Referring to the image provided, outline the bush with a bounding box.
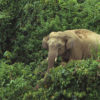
[29,59,100,100]
[0,60,33,100]
[0,59,100,100]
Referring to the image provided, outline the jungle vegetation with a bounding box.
[0,0,100,100]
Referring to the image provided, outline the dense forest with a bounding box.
[0,0,100,100]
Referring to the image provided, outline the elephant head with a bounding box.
[42,31,83,71]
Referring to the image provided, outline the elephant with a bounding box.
[42,29,100,71]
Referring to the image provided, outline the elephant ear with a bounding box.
[42,36,49,49]
[66,38,82,59]
[66,38,74,50]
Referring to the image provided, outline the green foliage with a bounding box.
[31,59,100,100]
[0,59,100,100]
[0,60,35,100]
[0,0,100,100]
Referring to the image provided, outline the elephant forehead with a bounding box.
[48,38,64,46]
[48,38,57,45]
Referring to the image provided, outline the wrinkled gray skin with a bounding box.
[42,29,100,72]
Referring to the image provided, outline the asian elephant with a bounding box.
[42,29,100,71]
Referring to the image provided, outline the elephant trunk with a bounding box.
[48,47,58,71]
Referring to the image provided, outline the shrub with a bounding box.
[32,59,100,100]
[0,60,33,100]
[0,57,100,100]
